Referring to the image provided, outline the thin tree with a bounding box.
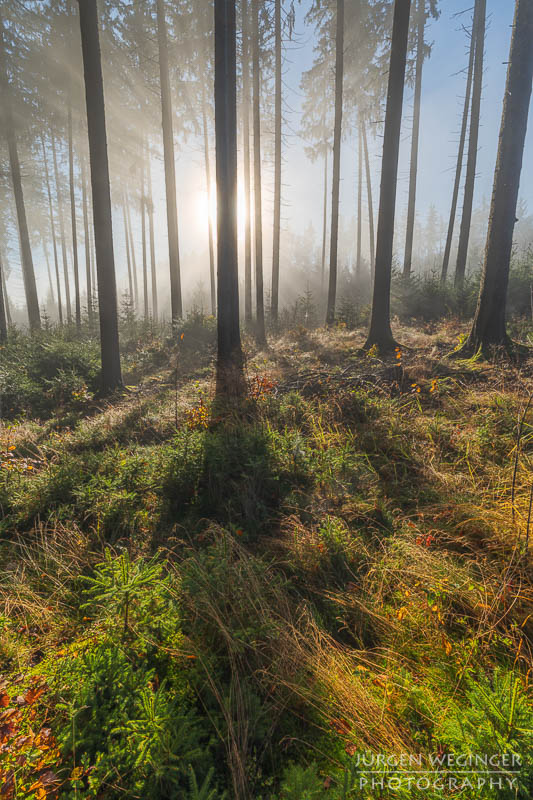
[80,153,93,324]
[458,0,533,355]
[242,0,253,324]
[125,193,139,308]
[140,141,149,320]
[156,0,182,323]
[441,3,477,283]
[455,0,486,287]
[201,81,216,316]
[321,132,329,289]
[215,0,246,398]
[146,151,158,320]
[356,118,363,278]
[271,0,282,322]
[78,0,122,392]
[51,129,72,321]
[0,12,40,331]
[0,251,7,342]
[252,0,266,344]
[41,131,63,323]
[68,104,81,327]
[364,0,412,352]
[403,0,426,278]
[122,192,134,303]
[361,116,375,279]
[1,256,11,327]
[326,0,345,326]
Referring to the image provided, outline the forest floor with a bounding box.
[0,319,533,799]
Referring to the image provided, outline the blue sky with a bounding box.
[282,0,531,242]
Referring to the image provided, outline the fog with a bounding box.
[1,0,532,325]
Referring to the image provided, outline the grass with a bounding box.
[0,317,532,798]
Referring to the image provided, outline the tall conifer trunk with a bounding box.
[156,0,182,323]
[455,0,486,287]
[252,0,266,343]
[403,0,425,278]
[326,0,344,326]
[78,0,122,392]
[0,12,40,331]
[365,0,411,351]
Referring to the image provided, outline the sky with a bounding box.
[283,0,531,239]
[4,0,532,313]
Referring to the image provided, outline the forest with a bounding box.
[0,0,533,797]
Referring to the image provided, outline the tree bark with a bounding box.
[80,153,93,325]
[125,193,139,309]
[156,0,182,323]
[326,0,344,326]
[51,130,72,322]
[271,0,282,322]
[361,117,375,281]
[201,81,216,316]
[441,2,477,283]
[356,117,363,279]
[461,0,533,354]
[122,192,134,304]
[0,12,40,331]
[321,139,328,291]
[455,0,486,287]
[140,140,149,320]
[68,104,81,327]
[364,0,411,351]
[252,0,266,344]
[242,0,253,324]
[42,131,63,324]
[0,251,8,341]
[215,0,246,399]
[146,150,158,321]
[42,235,55,305]
[403,0,425,278]
[0,257,11,327]
[78,0,122,392]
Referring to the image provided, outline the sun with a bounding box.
[195,182,247,243]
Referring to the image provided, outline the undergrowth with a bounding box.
[0,321,532,798]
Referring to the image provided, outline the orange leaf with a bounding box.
[0,693,9,708]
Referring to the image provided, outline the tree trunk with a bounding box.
[201,81,216,316]
[361,117,375,280]
[156,0,182,323]
[321,140,328,291]
[146,150,158,321]
[68,104,81,327]
[125,193,139,309]
[42,131,63,324]
[364,0,411,352]
[78,0,122,392]
[140,140,149,320]
[122,192,134,304]
[441,2,477,283]
[403,0,425,278]
[81,153,93,324]
[356,117,363,279]
[242,0,253,324]
[455,0,486,287]
[0,257,11,327]
[0,251,7,342]
[271,0,282,322]
[326,0,344,326]
[42,235,55,305]
[0,13,40,331]
[215,0,246,399]
[51,130,72,322]
[252,0,266,344]
[462,0,533,354]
